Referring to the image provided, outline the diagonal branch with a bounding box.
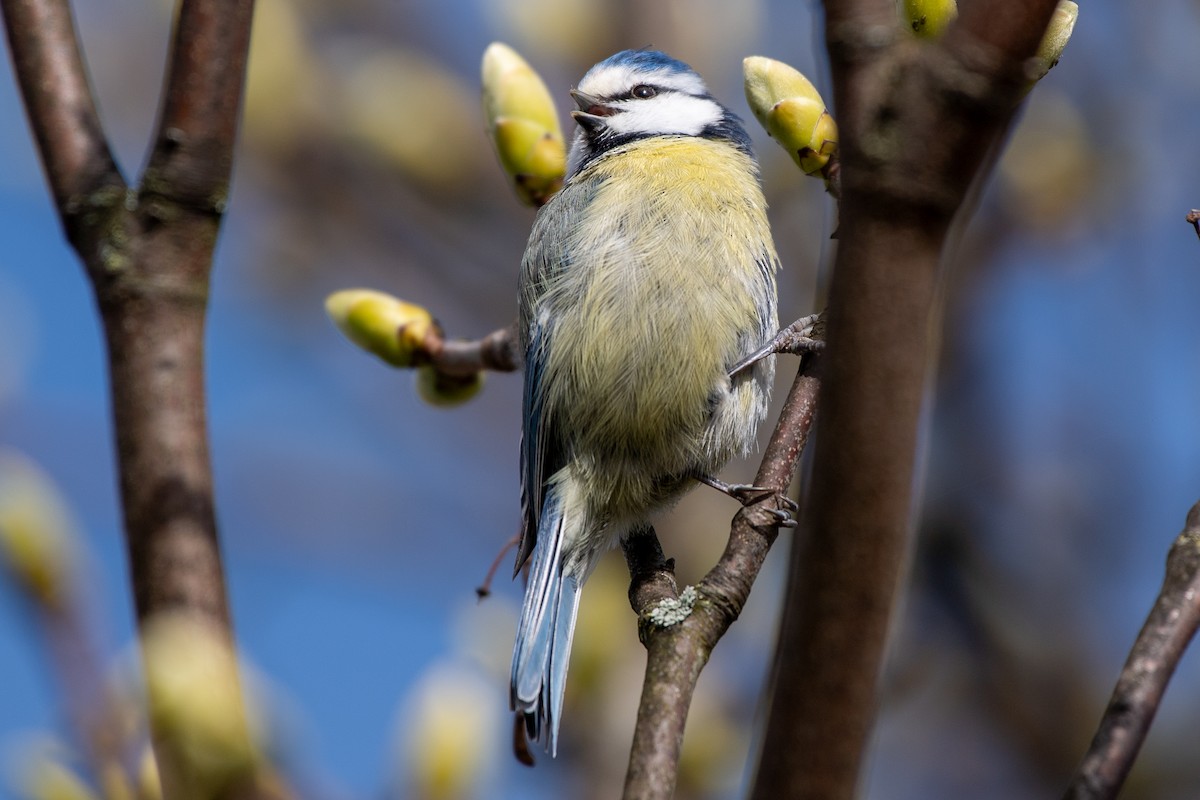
[1063,501,1200,800]
[0,0,125,241]
[621,352,824,800]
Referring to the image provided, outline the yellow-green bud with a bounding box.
[481,42,566,206]
[0,452,76,609]
[1029,1,1078,82]
[96,763,134,800]
[398,663,497,800]
[415,365,484,408]
[743,57,838,178]
[900,0,958,38]
[137,747,162,800]
[325,289,436,368]
[141,614,259,793]
[20,754,98,800]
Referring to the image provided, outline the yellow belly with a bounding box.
[537,136,777,513]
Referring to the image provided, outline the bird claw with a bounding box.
[722,482,800,513]
[769,507,799,528]
[697,475,798,526]
[724,482,774,505]
[698,475,766,504]
[728,312,825,377]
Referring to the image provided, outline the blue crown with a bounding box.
[593,49,698,78]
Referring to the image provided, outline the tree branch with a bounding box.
[2,0,251,631]
[745,3,1062,798]
[4,1,263,793]
[96,0,255,634]
[621,353,824,800]
[952,0,1061,64]
[1063,501,1200,800]
[0,0,125,242]
[141,0,255,207]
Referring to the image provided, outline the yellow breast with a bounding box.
[541,136,777,489]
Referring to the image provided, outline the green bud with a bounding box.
[141,614,259,794]
[325,289,436,368]
[415,366,484,408]
[1029,1,1078,82]
[137,747,162,800]
[20,753,98,800]
[399,663,497,800]
[743,56,838,177]
[481,43,566,206]
[900,0,958,38]
[0,452,76,609]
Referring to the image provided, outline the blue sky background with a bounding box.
[4,1,1200,799]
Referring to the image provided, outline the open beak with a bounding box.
[569,89,615,131]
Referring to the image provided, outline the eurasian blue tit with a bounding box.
[510,49,780,754]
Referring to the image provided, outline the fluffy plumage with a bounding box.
[510,49,779,755]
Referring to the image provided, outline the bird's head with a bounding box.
[566,50,750,176]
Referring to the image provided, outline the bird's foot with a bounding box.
[696,475,798,527]
[729,312,826,377]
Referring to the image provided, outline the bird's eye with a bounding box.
[630,84,657,99]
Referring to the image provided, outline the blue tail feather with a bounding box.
[511,487,583,755]
[546,573,580,752]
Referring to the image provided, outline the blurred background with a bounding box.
[2,1,1200,798]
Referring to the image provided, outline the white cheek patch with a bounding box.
[604,94,723,138]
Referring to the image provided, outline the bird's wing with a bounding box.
[514,314,563,575]
[513,177,596,576]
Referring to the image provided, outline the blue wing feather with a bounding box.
[515,316,556,575]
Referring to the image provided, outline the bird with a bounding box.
[510,49,780,755]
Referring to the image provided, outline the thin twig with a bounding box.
[424,325,520,377]
[476,532,521,599]
[1063,501,1200,800]
[620,353,823,800]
